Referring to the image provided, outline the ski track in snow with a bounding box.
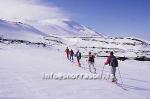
[0,44,150,99]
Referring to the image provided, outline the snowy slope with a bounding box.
[27,19,103,37]
[0,17,150,99]
[0,19,47,41]
[0,43,150,99]
[0,18,149,57]
[42,35,150,58]
[0,19,103,42]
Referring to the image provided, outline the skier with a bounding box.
[104,51,118,82]
[75,50,82,67]
[65,47,70,60]
[70,49,74,61]
[88,52,96,73]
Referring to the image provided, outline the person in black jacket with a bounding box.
[70,49,74,61]
[104,51,118,82]
[88,52,96,73]
[75,50,81,67]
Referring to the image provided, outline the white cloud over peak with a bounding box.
[0,0,69,22]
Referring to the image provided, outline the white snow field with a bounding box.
[0,44,150,99]
[0,18,150,99]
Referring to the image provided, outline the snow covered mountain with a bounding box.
[0,19,103,39]
[0,19,48,40]
[43,35,150,58]
[26,19,103,37]
[0,18,150,58]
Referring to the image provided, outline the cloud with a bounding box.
[0,0,69,22]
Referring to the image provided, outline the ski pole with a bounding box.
[107,67,111,80]
[100,64,105,79]
[118,67,128,90]
[118,67,124,87]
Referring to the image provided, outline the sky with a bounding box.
[0,0,150,40]
[43,0,150,40]
[0,0,68,21]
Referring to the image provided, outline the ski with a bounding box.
[115,82,128,91]
[101,76,128,91]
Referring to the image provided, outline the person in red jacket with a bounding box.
[65,47,70,60]
[104,52,113,65]
[104,51,118,82]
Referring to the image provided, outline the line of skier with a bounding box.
[65,47,81,66]
[65,47,118,82]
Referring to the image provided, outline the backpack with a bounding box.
[89,55,95,62]
[76,52,81,59]
[70,50,74,55]
[110,56,118,67]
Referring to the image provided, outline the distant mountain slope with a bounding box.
[0,19,47,40]
[28,19,103,37]
[0,18,149,57]
[44,36,150,57]
[0,19,103,40]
